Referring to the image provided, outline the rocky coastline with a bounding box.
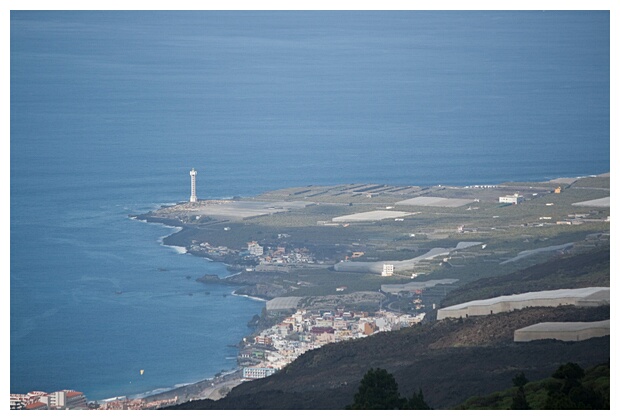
[133,211,308,301]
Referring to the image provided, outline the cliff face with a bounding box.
[169,305,609,410]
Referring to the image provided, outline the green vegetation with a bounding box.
[544,362,607,409]
[346,368,430,410]
[510,372,530,409]
[457,362,609,409]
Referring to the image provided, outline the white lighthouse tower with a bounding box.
[189,168,198,203]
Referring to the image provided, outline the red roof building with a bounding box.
[25,402,48,410]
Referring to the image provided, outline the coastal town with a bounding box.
[10,389,179,410]
[238,308,425,378]
[11,307,424,410]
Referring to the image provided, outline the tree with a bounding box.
[511,372,531,410]
[511,387,530,410]
[347,368,432,410]
[407,388,431,410]
[512,372,529,388]
[552,362,584,395]
[347,368,405,409]
[544,363,605,409]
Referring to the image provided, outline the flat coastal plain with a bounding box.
[137,175,610,307]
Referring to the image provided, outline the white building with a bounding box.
[10,395,28,410]
[10,391,49,410]
[381,264,394,277]
[38,390,87,410]
[243,367,277,379]
[247,241,264,256]
[499,193,524,204]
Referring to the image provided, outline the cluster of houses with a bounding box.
[189,241,235,258]
[238,308,425,380]
[10,389,179,411]
[95,396,179,410]
[187,240,316,268]
[245,241,316,266]
[10,390,88,410]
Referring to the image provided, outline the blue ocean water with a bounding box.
[10,11,609,401]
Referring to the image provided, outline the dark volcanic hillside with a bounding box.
[440,245,609,308]
[169,305,609,410]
